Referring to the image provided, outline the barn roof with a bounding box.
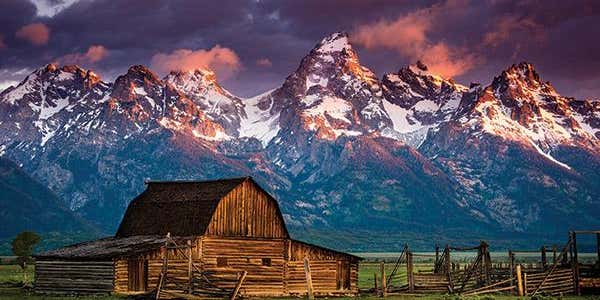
[116,177,249,237]
[35,235,171,260]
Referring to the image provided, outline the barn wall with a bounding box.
[201,236,286,296]
[114,259,128,293]
[35,260,114,294]
[114,245,193,293]
[206,180,288,238]
[287,240,360,295]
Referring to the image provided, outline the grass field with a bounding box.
[0,263,598,299]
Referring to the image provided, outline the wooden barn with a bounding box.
[34,177,361,297]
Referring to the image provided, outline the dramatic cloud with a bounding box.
[15,22,50,45]
[483,15,544,47]
[151,45,242,79]
[352,1,478,78]
[58,45,108,65]
[256,58,272,67]
[1,0,600,98]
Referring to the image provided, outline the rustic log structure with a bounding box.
[380,237,589,297]
[35,177,361,297]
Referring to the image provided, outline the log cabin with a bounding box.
[34,177,361,297]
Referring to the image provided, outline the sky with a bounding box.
[0,0,599,98]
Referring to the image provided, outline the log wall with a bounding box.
[111,237,358,296]
[114,243,192,293]
[201,237,286,296]
[35,260,114,294]
[206,180,288,238]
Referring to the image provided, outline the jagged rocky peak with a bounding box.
[314,31,353,54]
[274,31,390,141]
[0,63,106,107]
[492,61,558,97]
[111,65,163,102]
[296,31,379,87]
[32,63,98,85]
[164,68,227,97]
[384,60,465,93]
[122,65,162,84]
[448,61,600,157]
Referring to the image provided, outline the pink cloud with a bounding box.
[150,45,241,79]
[256,58,272,67]
[16,23,50,46]
[0,36,5,49]
[483,15,544,47]
[85,45,109,63]
[352,1,478,78]
[58,45,109,65]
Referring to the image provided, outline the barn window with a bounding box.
[261,258,272,266]
[217,257,228,267]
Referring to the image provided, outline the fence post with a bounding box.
[572,232,580,295]
[373,273,378,294]
[523,273,528,296]
[435,245,440,273]
[303,258,314,300]
[445,246,451,276]
[380,262,387,297]
[541,246,547,271]
[187,240,193,294]
[516,264,524,296]
[407,251,414,293]
[597,233,600,265]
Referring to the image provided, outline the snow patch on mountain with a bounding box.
[315,32,352,53]
[528,139,571,170]
[239,90,280,146]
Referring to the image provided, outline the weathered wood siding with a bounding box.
[206,180,287,238]
[201,237,286,296]
[114,259,128,293]
[114,237,358,296]
[35,260,114,294]
[287,240,360,295]
[114,245,191,293]
[286,260,359,295]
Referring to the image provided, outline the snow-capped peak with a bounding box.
[164,68,226,97]
[452,61,600,163]
[315,32,352,54]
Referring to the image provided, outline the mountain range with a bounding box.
[1,32,599,250]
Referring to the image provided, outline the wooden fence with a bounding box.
[374,238,582,297]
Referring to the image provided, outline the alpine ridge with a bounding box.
[1,32,599,250]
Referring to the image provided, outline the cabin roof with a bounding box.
[291,239,363,260]
[35,235,172,260]
[116,177,249,237]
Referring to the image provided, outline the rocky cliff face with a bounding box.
[420,62,600,233]
[1,33,599,248]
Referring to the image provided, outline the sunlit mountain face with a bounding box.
[2,1,600,250]
[1,30,599,250]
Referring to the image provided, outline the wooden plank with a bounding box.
[516,265,524,296]
[304,258,314,300]
[230,271,247,300]
[381,262,387,297]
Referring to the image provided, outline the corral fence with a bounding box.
[372,230,600,297]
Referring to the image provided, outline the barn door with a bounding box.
[127,258,148,292]
[336,261,351,290]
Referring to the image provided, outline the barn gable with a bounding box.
[205,178,289,238]
[115,177,289,238]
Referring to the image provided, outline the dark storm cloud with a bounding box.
[0,0,599,98]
